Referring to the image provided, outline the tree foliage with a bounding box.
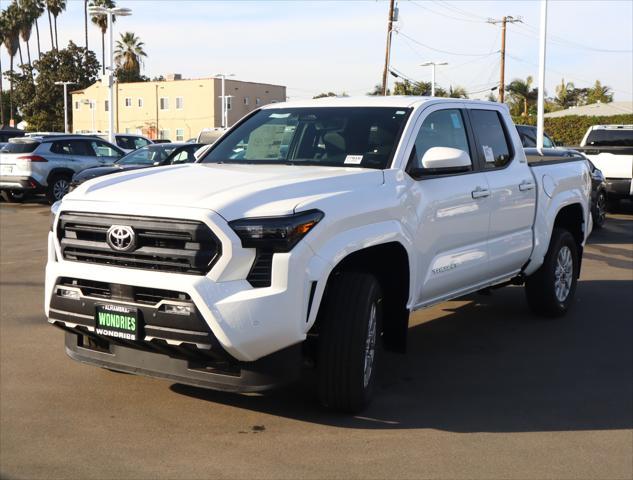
[114,31,146,76]
[313,91,348,99]
[7,41,99,131]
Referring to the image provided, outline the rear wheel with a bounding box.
[525,228,579,317]
[46,175,71,204]
[1,190,27,203]
[317,272,383,413]
[592,191,607,229]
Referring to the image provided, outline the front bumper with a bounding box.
[46,202,330,363]
[605,178,633,198]
[62,329,301,392]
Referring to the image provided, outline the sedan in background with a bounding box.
[70,143,204,189]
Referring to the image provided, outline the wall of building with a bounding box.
[71,78,286,140]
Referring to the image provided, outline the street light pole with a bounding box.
[54,81,76,133]
[420,62,448,97]
[536,0,548,151]
[214,73,235,128]
[87,5,132,144]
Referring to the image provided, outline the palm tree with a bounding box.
[1,4,21,125]
[28,0,45,59]
[0,14,6,123]
[84,0,88,50]
[46,0,65,50]
[555,78,575,108]
[587,80,613,104]
[506,76,538,117]
[447,85,468,99]
[114,31,147,76]
[90,0,116,74]
[17,0,40,67]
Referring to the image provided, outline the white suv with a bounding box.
[0,135,124,203]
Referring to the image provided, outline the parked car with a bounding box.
[93,133,153,153]
[574,125,633,209]
[524,147,607,229]
[0,134,124,203]
[48,97,591,412]
[516,124,557,148]
[70,143,204,188]
[197,127,227,145]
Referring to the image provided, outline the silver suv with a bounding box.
[0,135,123,204]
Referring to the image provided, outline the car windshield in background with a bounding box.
[1,141,40,153]
[116,145,177,165]
[200,107,411,169]
[586,129,633,147]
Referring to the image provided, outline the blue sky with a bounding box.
[1,0,632,101]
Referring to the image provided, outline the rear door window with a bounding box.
[470,110,513,169]
[90,140,122,158]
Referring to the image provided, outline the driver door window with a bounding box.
[408,109,472,175]
[90,140,122,159]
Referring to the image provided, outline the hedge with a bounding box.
[511,114,633,146]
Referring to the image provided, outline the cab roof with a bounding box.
[260,95,504,110]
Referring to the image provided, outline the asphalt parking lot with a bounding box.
[1,199,631,480]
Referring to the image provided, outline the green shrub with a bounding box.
[512,114,633,146]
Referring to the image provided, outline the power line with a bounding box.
[397,31,495,57]
[432,0,489,22]
[408,0,485,24]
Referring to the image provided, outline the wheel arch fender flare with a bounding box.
[46,168,75,186]
[304,220,415,330]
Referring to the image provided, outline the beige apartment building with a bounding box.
[71,75,286,141]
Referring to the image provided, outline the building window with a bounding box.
[244,96,249,106]
[138,98,143,107]
[104,100,109,112]
[176,128,185,141]
[226,96,232,110]
[256,97,261,105]
[125,97,132,107]
[176,97,184,109]
[159,129,170,140]
[159,97,169,110]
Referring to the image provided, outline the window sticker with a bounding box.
[450,113,462,129]
[483,145,495,163]
[269,113,291,119]
[344,155,363,165]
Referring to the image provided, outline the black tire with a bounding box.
[592,191,607,229]
[1,190,27,203]
[525,228,579,317]
[317,272,383,413]
[46,175,71,204]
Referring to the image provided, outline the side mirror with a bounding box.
[421,146,471,170]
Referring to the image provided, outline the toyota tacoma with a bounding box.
[46,97,592,412]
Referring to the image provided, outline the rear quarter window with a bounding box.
[2,141,40,153]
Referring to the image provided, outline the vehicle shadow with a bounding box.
[171,279,633,433]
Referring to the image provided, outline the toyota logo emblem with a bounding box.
[106,225,137,252]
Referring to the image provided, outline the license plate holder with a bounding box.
[95,304,140,341]
[0,165,13,175]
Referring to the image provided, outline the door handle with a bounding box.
[519,180,536,191]
[471,186,490,199]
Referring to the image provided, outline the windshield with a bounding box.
[116,145,177,165]
[200,107,411,169]
[586,129,633,147]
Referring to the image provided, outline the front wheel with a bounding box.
[1,190,27,203]
[317,272,383,413]
[525,228,579,317]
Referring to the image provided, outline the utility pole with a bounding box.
[487,15,522,103]
[381,0,396,96]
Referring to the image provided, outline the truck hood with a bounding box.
[67,163,384,220]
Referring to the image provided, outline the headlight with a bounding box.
[229,209,324,252]
[50,200,62,231]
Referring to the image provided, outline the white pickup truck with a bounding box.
[46,97,592,412]
[575,124,633,207]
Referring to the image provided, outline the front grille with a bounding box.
[57,212,220,275]
[247,251,273,288]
